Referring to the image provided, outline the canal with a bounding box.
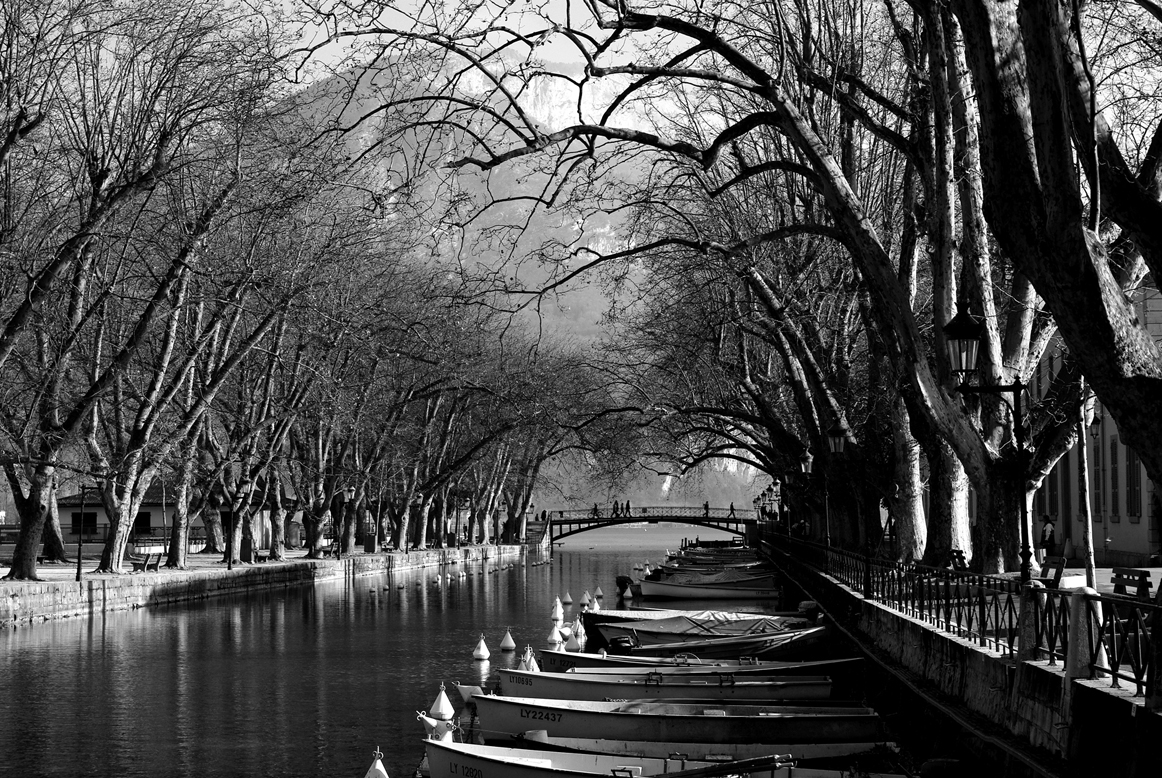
[2,526,754,778]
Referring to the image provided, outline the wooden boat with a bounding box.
[512,731,896,762]
[496,667,831,701]
[639,578,781,599]
[560,658,863,678]
[467,694,890,745]
[538,649,858,675]
[426,739,907,778]
[424,738,710,778]
[611,625,830,660]
[595,613,810,646]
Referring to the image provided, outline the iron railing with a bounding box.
[764,530,1160,694]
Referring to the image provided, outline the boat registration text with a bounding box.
[519,708,563,722]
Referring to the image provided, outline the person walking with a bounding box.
[728,502,736,518]
[1039,515,1056,563]
[612,501,620,518]
[703,501,710,517]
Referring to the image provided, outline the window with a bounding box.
[133,511,152,536]
[1062,450,1072,521]
[1036,484,1046,517]
[1094,435,1104,518]
[1111,438,1120,522]
[1127,446,1142,522]
[71,512,97,536]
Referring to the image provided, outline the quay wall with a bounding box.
[1,544,528,628]
[770,546,1161,778]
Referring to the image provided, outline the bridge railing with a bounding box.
[548,506,758,521]
[763,530,1161,694]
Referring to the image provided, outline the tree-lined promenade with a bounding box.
[6,0,1162,583]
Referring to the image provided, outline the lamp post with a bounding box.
[76,484,87,583]
[943,309,1032,583]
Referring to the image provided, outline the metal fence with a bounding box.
[764,531,1160,695]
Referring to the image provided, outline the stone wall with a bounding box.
[1,544,528,628]
[768,543,1162,777]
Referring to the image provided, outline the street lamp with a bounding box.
[824,423,847,548]
[943,308,1032,583]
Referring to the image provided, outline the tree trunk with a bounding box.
[302,507,325,559]
[971,460,1026,574]
[924,441,970,566]
[202,506,225,555]
[890,397,926,562]
[3,463,55,580]
[341,498,357,555]
[268,471,286,562]
[40,478,69,563]
[166,441,198,568]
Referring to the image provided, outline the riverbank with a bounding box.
[0,544,532,628]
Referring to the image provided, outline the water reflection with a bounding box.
[1,528,749,778]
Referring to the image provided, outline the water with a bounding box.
[0,526,747,778]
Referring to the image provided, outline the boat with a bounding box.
[639,578,782,599]
[511,730,896,762]
[424,738,711,778]
[425,739,907,778]
[609,625,830,660]
[595,613,810,646]
[496,667,832,701]
[538,649,858,674]
[558,658,863,678]
[466,694,891,745]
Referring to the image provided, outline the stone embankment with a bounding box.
[1,544,529,628]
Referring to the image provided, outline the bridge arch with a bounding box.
[541,507,758,544]
[551,518,749,543]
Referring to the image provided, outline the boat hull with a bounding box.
[538,650,860,675]
[424,738,707,778]
[596,615,809,646]
[511,733,896,762]
[613,625,830,660]
[639,579,781,599]
[497,668,831,701]
[469,694,889,745]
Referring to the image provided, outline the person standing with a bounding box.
[1039,515,1056,563]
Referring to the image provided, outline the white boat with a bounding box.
[538,649,859,675]
[610,625,830,660]
[561,658,863,678]
[512,730,896,762]
[467,694,890,745]
[595,613,810,645]
[496,667,831,701]
[639,578,782,599]
[424,738,710,778]
[425,739,907,778]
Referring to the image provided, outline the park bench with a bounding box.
[1111,567,1151,599]
[1036,556,1067,589]
[129,552,161,572]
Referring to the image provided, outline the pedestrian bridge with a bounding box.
[526,506,761,545]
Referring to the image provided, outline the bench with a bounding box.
[129,553,161,572]
[1111,567,1151,599]
[1036,556,1067,589]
